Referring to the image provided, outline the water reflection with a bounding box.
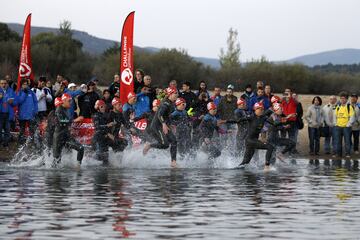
[1,162,360,239]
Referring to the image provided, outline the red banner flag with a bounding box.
[17,14,34,91]
[119,11,135,104]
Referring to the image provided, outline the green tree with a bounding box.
[59,20,73,37]
[0,23,21,42]
[219,28,241,69]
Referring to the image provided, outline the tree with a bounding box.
[0,23,20,42]
[219,28,241,69]
[59,20,73,37]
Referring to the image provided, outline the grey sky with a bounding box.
[1,0,359,61]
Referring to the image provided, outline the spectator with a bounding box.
[45,79,55,114]
[195,81,210,98]
[64,83,86,119]
[293,93,303,153]
[0,78,16,147]
[211,87,223,107]
[256,81,264,91]
[134,69,145,93]
[78,81,100,118]
[32,76,53,120]
[264,84,273,102]
[334,91,355,158]
[135,87,151,117]
[350,93,360,154]
[53,74,64,93]
[241,84,256,110]
[16,79,38,144]
[281,89,298,146]
[89,76,102,97]
[4,75,17,91]
[217,84,237,122]
[143,75,156,108]
[180,81,197,110]
[305,96,324,155]
[323,95,337,155]
[249,87,270,111]
[108,74,120,97]
[102,89,113,112]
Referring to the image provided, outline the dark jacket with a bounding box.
[180,91,197,110]
[217,95,237,120]
[108,82,120,97]
[78,91,100,118]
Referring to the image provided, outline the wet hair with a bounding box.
[312,96,322,105]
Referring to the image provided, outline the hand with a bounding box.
[284,124,291,129]
[217,119,227,125]
[73,116,84,123]
[107,133,115,141]
[287,113,297,118]
[107,122,115,127]
[129,112,135,120]
[204,138,211,144]
[0,93,3,99]
[162,123,169,135]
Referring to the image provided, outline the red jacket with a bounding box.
[281,97,297,122]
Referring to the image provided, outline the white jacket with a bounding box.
[305,105,324,128]
[32,87,53,112]
[351,104,360,131]
[322,103,336,127]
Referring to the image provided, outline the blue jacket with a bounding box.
[249,95,270,111]
[211,95,223,107]
[0,87,17,120]
[16,88,38,120]
[64,88,84,118]
[135,92,150,118]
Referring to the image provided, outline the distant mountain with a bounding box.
[284,48,360,66]
[8,23,360,68]
[7,23,118,55]
[5,23,221,68]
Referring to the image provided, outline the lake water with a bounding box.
[0,157,360,239]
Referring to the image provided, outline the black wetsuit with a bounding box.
[92,111,113,163]
[266,113,296,155]
[53,106,84,165]
[109,110,128,152]
[149,98,177,161]
[170,109,191,157]
[45,110,56,148]
[199,113,221,159]
[238,110,274,167]
[234,108,251,156]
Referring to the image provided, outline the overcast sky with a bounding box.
[1,0,359,61]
